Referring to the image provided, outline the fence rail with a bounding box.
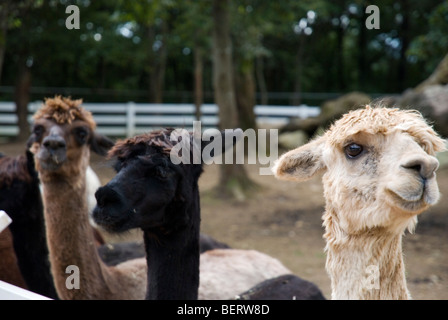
[0,102,320,137]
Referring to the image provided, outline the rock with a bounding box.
[320,91,371,121]
[280,92,372,138]
[414,53,448,93]
[437,141,448,169]
[397,84,448,138]
[278,130,308,150]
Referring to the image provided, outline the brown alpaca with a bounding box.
[273,105,446,299]
[29,96,147,299]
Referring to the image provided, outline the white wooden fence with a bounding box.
[0,102,320,137]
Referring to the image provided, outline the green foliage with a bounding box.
[0,0,446,103]
[407,2,448,74]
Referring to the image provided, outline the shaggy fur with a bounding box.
[273,105,446,300]
[109,129,176,159]
[33,96,96,129]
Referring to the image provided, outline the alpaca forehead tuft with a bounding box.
[33,95,96,130]
[326,105,446,155]
[108,128,177,159]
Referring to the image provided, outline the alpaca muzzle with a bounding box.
[93,185,131,232]
[37,134,68,170]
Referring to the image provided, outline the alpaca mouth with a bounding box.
[92,206,133,233]
[386,184,438,213]
[93,185,136,232]
[37,151,67,171]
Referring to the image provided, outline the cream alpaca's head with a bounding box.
[28,96,114,181]
[273,105,446,235]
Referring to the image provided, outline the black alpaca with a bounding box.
[93,128,215,300]
[93,128,327,300]
[237,274,326,300]
[0,150,59,299]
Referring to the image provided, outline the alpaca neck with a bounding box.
[143,193,200,300]
[40,167,111,299]
[325,217,410,300]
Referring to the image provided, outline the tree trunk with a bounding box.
[397,0,409,91]
[292,35,305,105]
[14,65,31,142]
[194,44,203,121]
[235,58,257,131]
[147,23,167,103]
[212,0,256,200]
[212,0,237,130]
[335,24,346,91]
[357,3,368,90]
[0,14,8,85]
[255,56,268,105]
[151,44,167,103]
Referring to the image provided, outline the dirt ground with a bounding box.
[1,141,447,300]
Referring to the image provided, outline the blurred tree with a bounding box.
[407,1,448,78]
[0,0,446,141]
[212,0,256,199]
[172,0,212,119]
[231,1,268,130]
[0,0,38,86]
[119,0,177,103]
[0,0,42,141]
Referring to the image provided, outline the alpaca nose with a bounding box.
[42,135,66,152]
[95,186,121,208]
[401,155,439,179]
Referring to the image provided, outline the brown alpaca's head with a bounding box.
[28,96,114,179]
[273,105,446,234]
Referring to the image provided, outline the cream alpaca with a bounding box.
[273,105,446,300]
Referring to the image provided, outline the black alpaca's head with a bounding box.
[93,128,216,234]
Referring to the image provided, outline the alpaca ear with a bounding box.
[25,149,39,180]
[272,136,327,182]
[90,132,115,156]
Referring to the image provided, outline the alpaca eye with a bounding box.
[112,160,124,173]
[74,127,89,144]
[344,143,363,159]
[33,125,44,137]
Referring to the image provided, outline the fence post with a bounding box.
[126,101,136,137]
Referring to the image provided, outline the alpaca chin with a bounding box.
[36,151,67,171]
[385,183,439,214]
